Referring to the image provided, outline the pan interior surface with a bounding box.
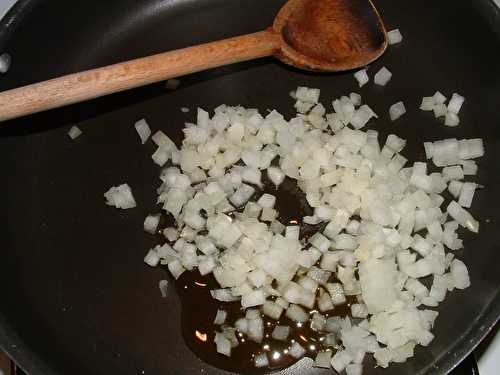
[0,1,499,375]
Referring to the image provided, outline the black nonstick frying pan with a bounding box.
[0,0,499,374]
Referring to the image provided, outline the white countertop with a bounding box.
[0,0,498,373]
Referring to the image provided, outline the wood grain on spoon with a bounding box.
[0,0,386,122]
[274,0,387,71]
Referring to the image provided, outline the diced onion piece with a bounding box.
[295,86,320,103]
[389,101,406,121]
[448,93,465,114]
[444,112,460,127]
[254,353,269,368]
[354,69,369,87]
[450,259,470,289]
[442,165,464,181]
[257,193,276,208]
[458,139,484,159]
[460,160,478,175]
[374,67,392,86]
[144,249,160,267]
[289,342,306,359]
[230,184,255,207]
[242,289,266,308]
[349,92,362,106]
[447,201,479,233]
[433,103,447,118]
[144,214,160,234]
[163,227,179,242]
[68,126,82,140]
[167,259,185,279]
[458,182,477,208]
[420,97,435,111]
[350,105,376,129]
[267,167,285,187]
[311,312,327,331]
[158,279,169,297]
[247,317,264,343]
[271,325,290,341]
[214,309,227,325]
[346,364,363,375]
[135,119,151,144]
[214,332,231,357]
[262,301,283,319]
[433,91,447,104]
[104,184,137,209]
[387,29,403,45]
[314,351,333,368]
[285,304,308,322]
[0,53,11,73]
[331,350,353,373]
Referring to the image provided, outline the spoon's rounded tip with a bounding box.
[273,0,388,72]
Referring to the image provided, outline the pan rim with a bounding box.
[0,0,498,374]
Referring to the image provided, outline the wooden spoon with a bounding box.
[0,0,387,122]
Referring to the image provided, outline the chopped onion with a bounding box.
[144,249,160,267]
[433,103,447,118]
[444,112,460,127]
[458,182,477,208]
[257,193,276,208]
[0,53,11,73]
[448,93,465,114]
[267,166,285,187]
[144,214,160,234]
[135,119,151,144]
[447,201,479,233]
[346,364,363,375]
[420,97,435,111]
[349,92,362,106]
[254,353,269,368]
[158,279,169,298]
[314,351,333,368]
[67,125,82,140]
[285,304,308,322]
[434,91,447,104]
[354,69,369,87]
[450,259,470,289]
[289,342,306,359]
[214,309,227,325]
[389,101,406,121]
[215,332,231,356]
[163,227,179,242]
[374,66,392,86]
[104,184,137,209]
[387,29,403,45]
[130,85,485,373]
[271,325,290,341]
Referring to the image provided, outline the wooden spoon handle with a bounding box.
[0,30,280,122]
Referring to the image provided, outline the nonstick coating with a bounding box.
[0,1,499,374]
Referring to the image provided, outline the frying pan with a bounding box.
[0,0,498,374]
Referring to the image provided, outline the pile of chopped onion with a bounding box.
[132,84,483,373]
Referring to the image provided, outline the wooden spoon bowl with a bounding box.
[274,0,387,71]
